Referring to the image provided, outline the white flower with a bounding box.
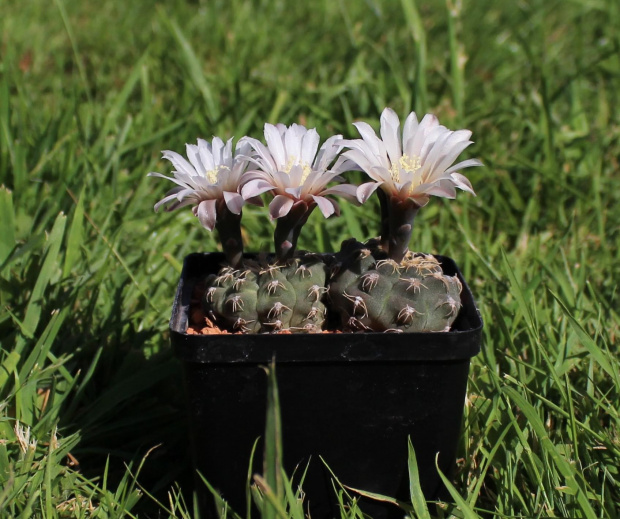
[340,108,481,207]
[240,123,358,219]
[149,137,254,231]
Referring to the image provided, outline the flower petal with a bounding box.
[380,107,402,166]
[241,179,276,199]
[264,123,287,169]
[162,150,198,177]
[223,191,245,214]
[269,195,294,219]
[355,181,382,203]
[300,127,320,165]
[402,111,419,154]
[285,186,303,199]
[196,199,218,231]
[321,183,359,201]
[450,173,477,195]
[311,195,336,218]
[444,158,483,175]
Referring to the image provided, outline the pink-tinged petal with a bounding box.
[340,149,378,178]
[353,121,382,155]
[306,171,345,196]
[301,127,320,165]
[223,191,245,214]
[331,155,360,175]
[421,129,453,173]
[396,182,414,199]
[244,138,277,174]
[186,143,204,174]
[288,164,304,187]
[285,186,303,199]
[269,195,294,219]
[241,171,273,184]
[356,181,382,203]
[421,181,457,199]
[148,171,190,188]
[380,107,402,166]
[321,183,359,201]
[196,199,218,231]
[450,173,476,195]
[274,170,291,189]
[241,179,276,199]
[311,195,336,218]
[196,139,216,172]
[221,137,234,168]
[370,166,396,186]
[419,125,448,164]
[430,139,474,178]
[245,196,264,207]
[315,134,343,170]
[162,198,197,212]
[153,187,184,211]
[284,124,303,163]
[444,158,483,175]
[264,123,286,168]
[410,113,439,156]
[402,112,419,154]
[212,137,225,166]
[235,138,253,157]
[162,150,198,177]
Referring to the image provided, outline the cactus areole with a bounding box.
[151,108,482,334]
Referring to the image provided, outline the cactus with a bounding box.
[202,255,328,333]
[329,240,462,332]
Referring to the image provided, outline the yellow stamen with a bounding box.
[389,154,422,184]
[206,165,230,184]
[283,157,312,183]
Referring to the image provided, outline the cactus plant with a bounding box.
[329,240,462,332]
[151,109,480,334]
[202,255,328,333]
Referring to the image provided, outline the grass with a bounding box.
[1,0,619,516]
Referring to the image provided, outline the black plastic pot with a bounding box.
[170,253,483,519]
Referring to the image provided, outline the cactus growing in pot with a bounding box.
[329,108,482,332]
[150,109,481,334]
[155,110,484,517]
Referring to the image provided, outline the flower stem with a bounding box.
[385,195,420,263]
[376,188,391,252]
[215,204,244,268]
[273,201,313,263]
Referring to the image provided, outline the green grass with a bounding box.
[1,0,619,516]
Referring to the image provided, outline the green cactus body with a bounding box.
[329,241,463,332]
[202,255,327,333]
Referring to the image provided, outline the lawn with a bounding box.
[1,0,619,517]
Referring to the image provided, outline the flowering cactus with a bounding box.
[151,110,480,334]
[149,137,259,268]
[339,107,481,263]
[241,123,358,262]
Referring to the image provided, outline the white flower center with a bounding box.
[389,154,421,184]
[283,157,312,184]
[205,165,230,184]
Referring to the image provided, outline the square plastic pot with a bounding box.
[170,253,483,519]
